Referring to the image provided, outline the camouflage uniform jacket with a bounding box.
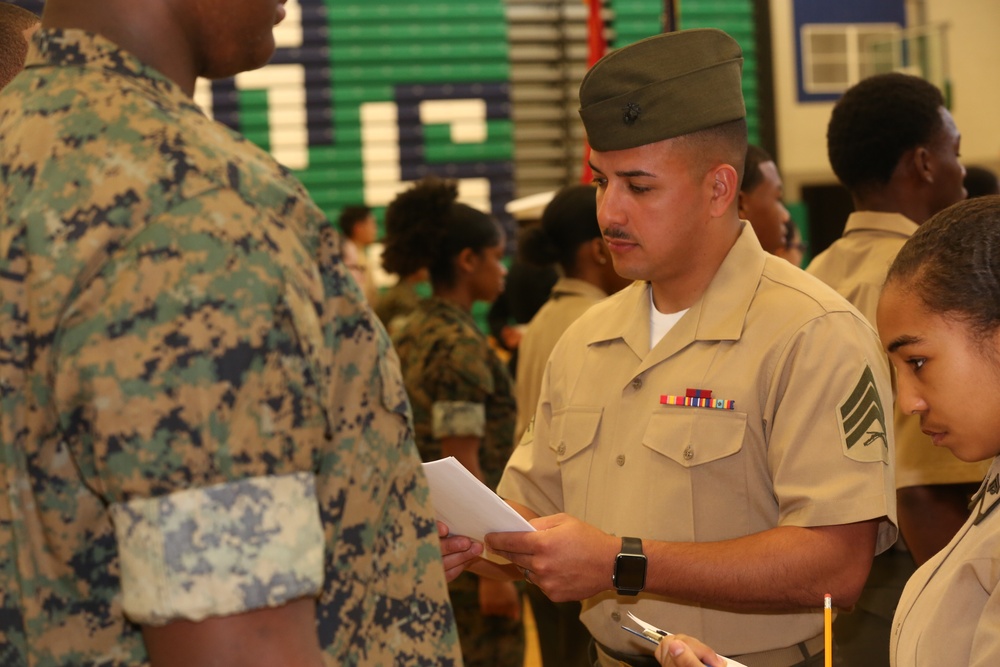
[0,29,459,666]
[374,280,421,337]
[392,297,515,491]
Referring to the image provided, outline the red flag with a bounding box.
[581,0,607,184]
[587,0,607,68]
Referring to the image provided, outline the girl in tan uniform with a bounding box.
[656,195,1000,667]
[878,195,1000,667]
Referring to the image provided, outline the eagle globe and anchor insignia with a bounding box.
[622,102,642,125]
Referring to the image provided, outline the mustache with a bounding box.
[602,227,634,242]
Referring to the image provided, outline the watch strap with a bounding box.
[620,536,643,556]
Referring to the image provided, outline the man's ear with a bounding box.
[911,146,934,184]
[708,163,739,217]
[585,237,607,266]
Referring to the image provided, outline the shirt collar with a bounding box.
[972,456,1000,526]
[27,28,198,114]
[549,277,612,301]
[583,222,765,352]
[423,296,481,331]
[842,211,920,238]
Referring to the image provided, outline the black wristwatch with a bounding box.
[613,536,646,596]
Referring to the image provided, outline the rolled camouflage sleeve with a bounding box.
[423,337,493,441]
[111,472,324,625]
[53,191,330,622]
[432,400,486,439]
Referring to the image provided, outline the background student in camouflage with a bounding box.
[0,1,459,665]
[383,177,525,667]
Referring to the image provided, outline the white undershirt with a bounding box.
[649,285,688,349]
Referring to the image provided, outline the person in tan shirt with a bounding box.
[806,73,988,567]
[514,183,632,443]
[513,183,632,667]
[658,195,1000,667]
[441,29,896,667]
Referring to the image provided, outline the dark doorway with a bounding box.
[801,183,854,257]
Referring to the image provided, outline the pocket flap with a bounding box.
[641,410,746,467]
[551,407,603,462]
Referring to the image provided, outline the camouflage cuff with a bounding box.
[110,472,325,625]
[432,401,486,439]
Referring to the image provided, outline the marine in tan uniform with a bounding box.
[441,29,896,667]
[806,72,988,566]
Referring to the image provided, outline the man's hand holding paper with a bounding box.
[485,511,619,602]
[423,457,624,601]
[423,457,534,582]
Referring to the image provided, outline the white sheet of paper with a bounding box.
[626,612,750,667]
[422,457,535,543]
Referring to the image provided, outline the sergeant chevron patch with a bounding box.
[839,365,888,463]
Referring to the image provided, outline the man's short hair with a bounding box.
[0,4,39,90]
[337,205,372,238]
[742,144,774,194]
[827,72,944,195]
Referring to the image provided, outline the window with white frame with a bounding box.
[801,23,902,94]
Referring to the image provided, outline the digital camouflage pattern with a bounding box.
[374,279,422,337]
[392,296,522,667]
[0,29,459,666]
[112,472,325,625]
[392,297,516,492]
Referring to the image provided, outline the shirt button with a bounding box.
[616,455,626,466]
[684,445,694,460]
[611,611,621,622]
[557,444,566,456]
[631,378,643,390]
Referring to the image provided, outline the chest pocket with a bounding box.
[641,409,751,541]
[641,409,747,466]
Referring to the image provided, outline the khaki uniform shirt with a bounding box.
[0,30,459,666]
[891,456,1000,666]
[499,224,897,656]
[807,211,991,487]
[514,278,610,442]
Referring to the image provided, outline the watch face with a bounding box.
[614,554,647,590]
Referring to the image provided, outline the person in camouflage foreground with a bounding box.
[0,1,460,665]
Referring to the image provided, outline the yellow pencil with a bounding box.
[824,594,832,667]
